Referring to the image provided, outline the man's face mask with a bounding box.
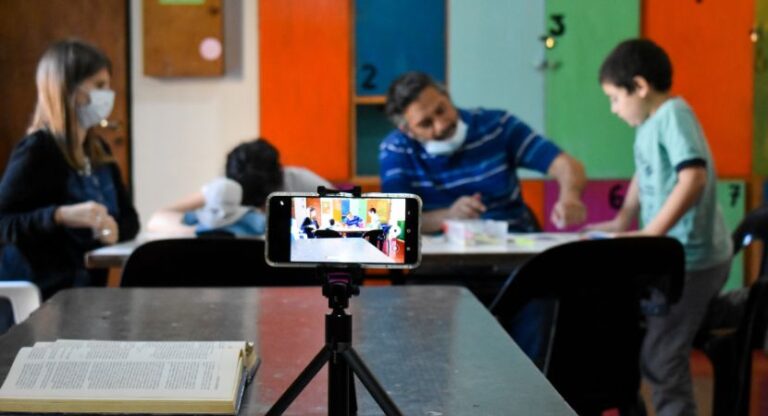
[424,119,467,156]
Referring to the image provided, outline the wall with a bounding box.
[130,0,259,227]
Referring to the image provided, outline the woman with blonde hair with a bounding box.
[0,39,139,298]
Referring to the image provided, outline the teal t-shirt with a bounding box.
[634,97,732,270]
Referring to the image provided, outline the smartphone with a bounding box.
[266,192,422,268]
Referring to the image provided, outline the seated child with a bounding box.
[148,137,330,235]
[183,177,264,237]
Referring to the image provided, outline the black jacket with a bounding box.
[0,130,139,297]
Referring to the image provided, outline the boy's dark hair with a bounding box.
[599,38,673,93]
[385,71,449,126]
[369,207,376,213]
[225,138,284,207]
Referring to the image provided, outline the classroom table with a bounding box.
[290,238,393,263]
[419,232,581,268]
[328,226,379,237]
[85,232,582,270]
[0,286,576,415]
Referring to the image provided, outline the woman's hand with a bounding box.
[94,215,119,245]
[55,201,107,228]
[55,201,119,244]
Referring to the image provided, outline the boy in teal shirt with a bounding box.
[588,39,732,416]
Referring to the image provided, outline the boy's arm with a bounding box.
[632,166,707,236]
[615,174,640,230]
[584,174,639,232]
[146,192,204,235]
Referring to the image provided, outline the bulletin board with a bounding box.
[143,0,224,77]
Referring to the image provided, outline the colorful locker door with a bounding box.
[544,0,639,178]
[259,1,352,182]
[449,0,547,218]
[354,0,446,178]
[718,180,746,291]
[355,0,446,96]
[448,0,545,133]
[644,0,754,178]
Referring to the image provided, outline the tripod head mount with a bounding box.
[321,269,362,311]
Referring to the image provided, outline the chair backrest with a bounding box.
[362,229,385,249]
[0,281,41,328]
[490,237,685,414]
[733,204,768,274]
[120,238,317,287]
[314,229,342,238]
[725,279,768,416]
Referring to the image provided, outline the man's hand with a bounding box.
[550,196,586,229]
[449,193,486,219]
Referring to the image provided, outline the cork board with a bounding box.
[143,0,223,76]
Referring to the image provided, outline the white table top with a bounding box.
[86,232,582,269]
[422,232,581,255]
[330,226,380,233]
[291,237,394,264]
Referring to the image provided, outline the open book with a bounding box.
[0,340,259,414]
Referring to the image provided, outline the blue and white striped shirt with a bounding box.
[379,108,561,231]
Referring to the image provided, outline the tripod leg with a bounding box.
[341,348,403,416]
[267,346,332,416]
[328,350,353,415]
[328,362,357,414]
[349,366,357,413]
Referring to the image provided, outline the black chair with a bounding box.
[196,229,236,238]
[313,229,342,238]
[733,204,768,275]
[696,279,768,416]
[489,237,685,416]
[695,205,768,416]
[121,238,317,287]
[362,229,385,250]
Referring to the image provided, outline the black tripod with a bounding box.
[266,270,403,415]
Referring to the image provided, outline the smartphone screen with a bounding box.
[266,192,421,268]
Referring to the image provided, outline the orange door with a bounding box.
[259,0,352,182]
[643,1,755,177]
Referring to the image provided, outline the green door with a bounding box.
[544,1,639,178]
[717,180,746,291]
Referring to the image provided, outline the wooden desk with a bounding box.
[85,232,581,270]
[0,287,575,415]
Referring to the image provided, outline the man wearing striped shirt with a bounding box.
[380,72,587,233]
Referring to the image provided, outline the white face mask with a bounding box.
[424,119,468,156]
[76,89,115,130]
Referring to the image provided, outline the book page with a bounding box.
[0,340,246,401]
